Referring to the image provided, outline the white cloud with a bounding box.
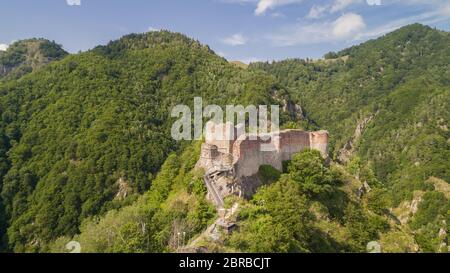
[66,0,81,6]
[248,0,303,16]
[331,0,361,13]
[0,44,9,51]
[366,0,381,6]
[356,6,450,40]
[332,13,366,38]
[307,0,362,19]
[222,33,247,46]
[439,2,450,17]
[223,0,368,17]
[352,1,450,40]
[255,0,271,15]
[148,26,160,32]
[228,0,449,49]
[267,12,366,46]
[307,5,329,19]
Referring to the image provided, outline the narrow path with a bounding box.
[177,166,236,252]
[179,203,239,251]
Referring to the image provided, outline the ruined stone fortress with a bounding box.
[196,123,329,207]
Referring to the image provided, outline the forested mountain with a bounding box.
[0,39,67,80]
[0,25,448,253]
[0,31,295,252]
[250,24,449,251]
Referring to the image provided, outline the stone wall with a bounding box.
[231,130,328,179]
[197,123,329,181]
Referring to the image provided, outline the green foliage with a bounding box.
[366,188,393,215]
[287,149,333,196]
[0,24,448,253]
[413,223,445,253]
[49,143,216,253]
[229,150,370,253]
[39,40,67,59]
[379,231,418,253]
[0,38,67,80]
[347,156,380,187]
[343,203,388,251]
[251,24,450,201]
[410,191,449,230]
[189,176,208,196]
[324,51,339,60]
[251,24,450,252]
[258,165,281,185]
[228,179,312,253]
[0,31,292,251]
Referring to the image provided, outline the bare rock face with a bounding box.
[283,100,307,121]
[115,177,132,200]
[392,191,424,225]
[0,38,67,80]
[338,113,377,163]
[208,175,236,203]
[196,123,330,205]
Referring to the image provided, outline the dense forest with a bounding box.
[250,24,449,252]
[0,24,448,253]
[0,31,295,252]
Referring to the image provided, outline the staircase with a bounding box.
[204,165,233,208]
[204,174,224,208]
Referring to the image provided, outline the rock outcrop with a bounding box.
[338,113,377,163]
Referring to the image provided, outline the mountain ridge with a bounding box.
[0,38,67,80]
[0,30,299,252]
[248,23,449,252]
[0,24,448,253]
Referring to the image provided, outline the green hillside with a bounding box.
[250,24,449,251]
[251,24,449,199]
[0,39,67,80]
[0,25,448,253]
[0,31,295,252]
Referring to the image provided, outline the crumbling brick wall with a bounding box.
[197,123,329,180]
[231,130,328,179]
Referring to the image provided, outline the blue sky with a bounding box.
[0,0,449,62]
